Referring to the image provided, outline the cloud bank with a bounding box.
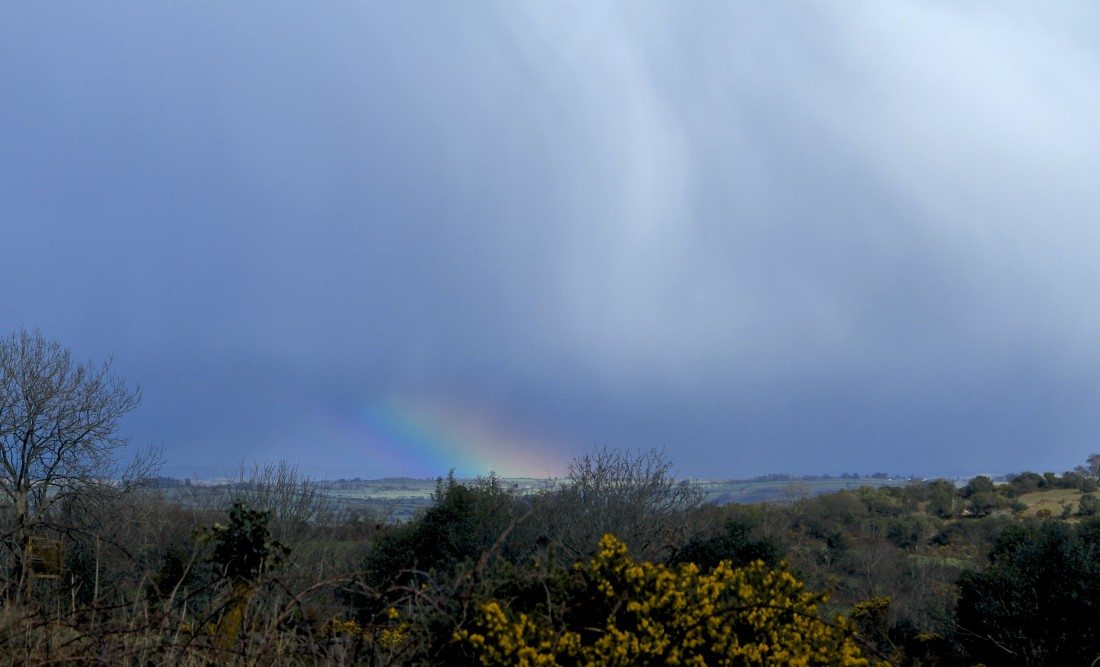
[3,2,1100,477]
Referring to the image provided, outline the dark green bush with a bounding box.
[955,521,1100,665]
[199,502,289,583]
[667,518,781,569]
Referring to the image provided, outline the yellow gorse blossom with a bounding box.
[324,612,409,651]
[457,533,868,666]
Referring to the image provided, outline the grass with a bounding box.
[1018,488,1085,517]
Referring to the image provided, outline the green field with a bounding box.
[1018,488,1085,517]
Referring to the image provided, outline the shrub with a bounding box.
[456,534,869,666]
[857,486,909,517]
[347,472,526,619]
[667,518,781,570]
[955,522,1100,665]
[1079,493,1100,517]
[927,485,957,519]
[199,502,289,583]
[883,515,930,549]
[961,476,995,497]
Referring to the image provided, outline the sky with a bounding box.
[3,2,1100,479]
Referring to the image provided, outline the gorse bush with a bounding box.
[457,534,869,666]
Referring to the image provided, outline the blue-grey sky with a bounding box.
[3,2,1100,479]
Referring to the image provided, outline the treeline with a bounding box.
[0,451,866,664]
[0,452,1098,664]
[750,472,897,482]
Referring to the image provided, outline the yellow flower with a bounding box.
[459,534,868,666]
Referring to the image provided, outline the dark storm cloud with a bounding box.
[3,2,1099,477]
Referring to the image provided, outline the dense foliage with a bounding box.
[2,442,1100,664]
[457,534,867,666]
[955,521,1100,665]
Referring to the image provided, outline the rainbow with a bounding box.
[309,393,567,479]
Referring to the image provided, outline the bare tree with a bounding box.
[534,447,704,560]
[226,461,335,542]
[0,329,155,589]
